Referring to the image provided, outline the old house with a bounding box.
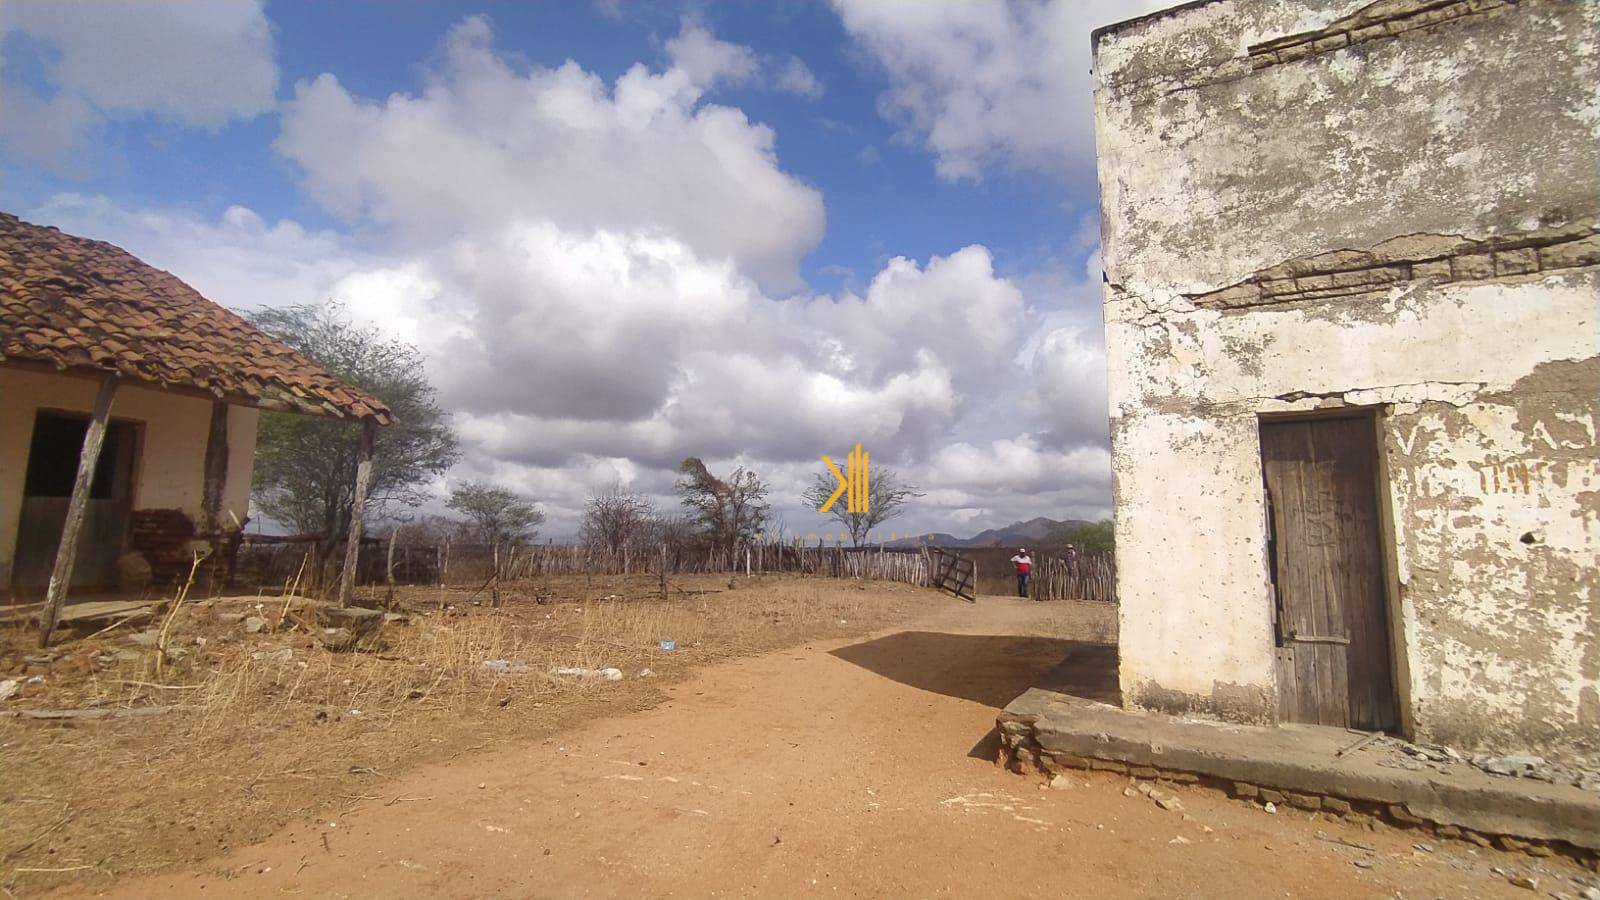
[1095,0,1598,759]
[0,212,390,636]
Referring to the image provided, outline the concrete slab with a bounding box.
[998,687,1600,854]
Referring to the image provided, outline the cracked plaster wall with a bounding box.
[1093,0,1599,759]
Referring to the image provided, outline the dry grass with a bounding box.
[0,574,932,895]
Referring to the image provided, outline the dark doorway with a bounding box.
[11,410,140,593]
[1261,413,1398,731]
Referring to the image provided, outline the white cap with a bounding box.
[1019,547,1027,553]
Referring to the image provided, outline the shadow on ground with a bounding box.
[829,631,1120,709]
[831,631,1120,762]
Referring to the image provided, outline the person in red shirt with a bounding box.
[1010,548,1033,598]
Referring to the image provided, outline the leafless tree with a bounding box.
[648,513,701,569]
[802,465,922,547]
[581,483,656,554]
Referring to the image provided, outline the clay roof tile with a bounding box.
[0,212,389,424]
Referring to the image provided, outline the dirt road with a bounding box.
[95,596,1574,898]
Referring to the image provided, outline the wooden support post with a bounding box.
[338,418,377,609]
[201,400,229,531]
[201,400,230,595]
[40,376,118,646]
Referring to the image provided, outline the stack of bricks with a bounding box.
[1189,220,1600,311]
[1248,0,1518,72]
[128,508,199,586]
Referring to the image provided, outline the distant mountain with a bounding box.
[885,517,1091,549]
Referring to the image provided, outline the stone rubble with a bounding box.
[1375,735,1600,794]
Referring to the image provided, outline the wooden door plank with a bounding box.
[1262,414,1398,732]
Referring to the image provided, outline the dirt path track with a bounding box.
[94,597,1561,898]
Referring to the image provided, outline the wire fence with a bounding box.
[233,534,1116,603]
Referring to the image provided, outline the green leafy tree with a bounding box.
[446,481,545,549]
[1052,519,1115,555]
[249,303,460,557]
[801,465,922,547]
[676,458,769,558]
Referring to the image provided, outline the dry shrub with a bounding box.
[0,574,928,894]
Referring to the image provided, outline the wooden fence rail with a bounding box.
[1030,552,1117,604]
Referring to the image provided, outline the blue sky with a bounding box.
[1,0,1163,539]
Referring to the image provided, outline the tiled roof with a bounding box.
[0,212,390,423]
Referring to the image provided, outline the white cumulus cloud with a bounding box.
[832,0,1166,180]
[275,16,825,291]
[0,0,277,170]
[21,12,1119,538]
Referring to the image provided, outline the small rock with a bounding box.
[1474,754,1545,777]
[1048,774,1074,790]
[316,628,357,652]
[1413,842,1435,853]
[127,630,161,647]
[1263,802,1277,814]
[1123,787,1139,798]
[0,679,18,701]
[1154,793,1185,813]
[1353,860,1373,869]
[1507,874,1536,891]
[1169,836,1193,845]
[243,616,268,634]
[551,666,623,681]
[252,648,293,663]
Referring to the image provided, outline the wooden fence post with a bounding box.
[337,418,377,609]
[39,375,119,646]
[386,524,399,586]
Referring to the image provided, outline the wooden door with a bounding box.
[1261,415,1398,731]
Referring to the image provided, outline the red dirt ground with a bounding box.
[75,595,1591,899]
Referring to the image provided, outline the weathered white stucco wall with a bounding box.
[0,367,259,583]
[1094,0,1599,758]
